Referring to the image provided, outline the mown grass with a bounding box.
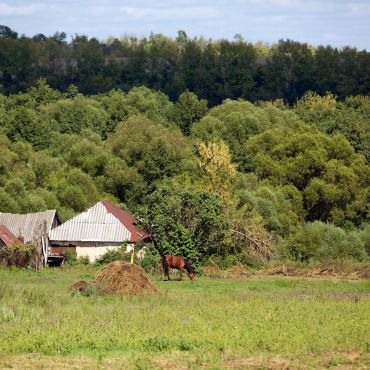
[0,266,369,369]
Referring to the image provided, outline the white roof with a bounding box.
[49,202,131,243]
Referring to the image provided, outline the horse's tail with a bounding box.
[161,255,169,273]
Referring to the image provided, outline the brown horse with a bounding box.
[161,255,195,281]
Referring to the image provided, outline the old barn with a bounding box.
[48,200,150,262]
[0,209,61,248]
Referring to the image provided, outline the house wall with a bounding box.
[50,241,134,262]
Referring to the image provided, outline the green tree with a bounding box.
[139,185,228,264]
[173,91,208,135]
[245,124,369,225]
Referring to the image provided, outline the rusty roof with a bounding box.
[101,200,150,242]
[0,224,20,246]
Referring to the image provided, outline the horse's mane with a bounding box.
[184,260,194,274]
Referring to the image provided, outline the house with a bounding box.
[0,224,20,248]
[48,200,151,262]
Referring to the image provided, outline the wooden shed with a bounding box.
[0,210,61,264]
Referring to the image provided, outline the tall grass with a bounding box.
[0,266,369,368]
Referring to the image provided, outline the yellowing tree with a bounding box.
[197,140,236,201]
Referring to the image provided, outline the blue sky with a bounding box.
[1,0,369,49]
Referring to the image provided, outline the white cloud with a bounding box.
[248,0,299,7]
[119,6,219,19]
[0,2,54,16]
[350,2,370,16]
[254,15,287,24]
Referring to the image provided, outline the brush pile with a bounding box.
[96,261,157,295]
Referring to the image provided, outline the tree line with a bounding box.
[1,25,370,106]
[0,79,368,264]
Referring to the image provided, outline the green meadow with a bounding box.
[0,266,369,369]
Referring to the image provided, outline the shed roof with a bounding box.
[49,201,150,243]
[0,224,20,247]
[0,210,59,244]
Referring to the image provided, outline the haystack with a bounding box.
[96,261,157,295]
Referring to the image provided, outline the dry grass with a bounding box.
[203,260,370,280]
[1,351,369,369]
[95,261,157,295]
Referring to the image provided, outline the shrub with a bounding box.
[77,256,90,265]
[287,221,368,261]
[95,246,130,265]
[64,249,77,266]
[0,243,37,268]
[205,254,238,270]
[139,245,161,273]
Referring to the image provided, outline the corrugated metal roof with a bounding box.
[49,202,132,243]
[0,224,20,246]
[101,200,151,242]
[0,210,58,244]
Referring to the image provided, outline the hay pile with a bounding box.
[96,261,157,295]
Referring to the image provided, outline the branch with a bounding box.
[230,228,273,260]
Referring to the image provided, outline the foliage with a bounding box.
[197,140,236,201]
[0,243,37,268]
[139,244,161,273]
[173,91,208,135]
[63,249,77,266]
[139,185,228,264]
[1,26,370,105]
[95,246,130,265]
[245,124,369,225]
[0,77,368,263]
[192,99,300,169]
[296,92,370,161]
[286,221,368,261]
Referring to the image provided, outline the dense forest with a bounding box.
[0,26,369,265]
[1,25,370,105]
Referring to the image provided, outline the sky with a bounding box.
[1,0,370,49]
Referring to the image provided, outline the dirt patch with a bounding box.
[96,261,157,295]
[226,356,296,369]
[72,280,96,293]
[225,352,370,369]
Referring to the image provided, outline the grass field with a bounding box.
[0,266,369,369]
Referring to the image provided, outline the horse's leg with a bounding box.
[160,260,169,281]
[165,266,170,281]
[179,267,183,281]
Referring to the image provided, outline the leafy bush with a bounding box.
[64,249,77,266]
[287,221,368,261]
[95,246,130,265]
[205,254,238,270]
[77,256,90,265]
[0,243,37,268]
[139,245,161,273]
